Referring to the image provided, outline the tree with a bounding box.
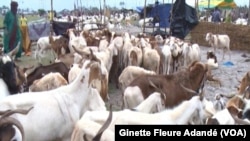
[38,9,46,16]
[119,1,125,8]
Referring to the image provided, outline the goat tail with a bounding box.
[35,42,44,59]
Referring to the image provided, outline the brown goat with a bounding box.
[123,61,208,109]
[49,35,69,57]
[238,71,250,99]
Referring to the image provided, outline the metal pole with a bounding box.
[143,0,147,33]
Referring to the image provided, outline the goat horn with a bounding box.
[180,83,205,100]
[8,41,21,58]
[92,104,113,141]
[0,116,25,141]
[242,85,250,99]
[180,84,198,95]
[88,48,101,64]
[232,116,250,125]
[218,93,236,98]
[148,79,167,102]
[0,106,34,119]
[72,45,90,57]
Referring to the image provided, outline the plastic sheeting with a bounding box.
[170,0,199,39]
[146,4,172,28]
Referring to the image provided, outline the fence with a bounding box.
[190,22,250,52]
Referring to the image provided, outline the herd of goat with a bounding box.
[0,26,249,141]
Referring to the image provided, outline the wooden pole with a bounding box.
[208,0,210,9]
[143,0,147,33]
[50,0,53,36]
[50,0,53,21]
[99,0,102,23]
[79,0,83,30]
[169,0,174,36]
[103,0,106,24]
[248,0,250,25]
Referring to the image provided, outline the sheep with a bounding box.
[205,32,231,60]
[118,66,156,93]
[29,72,68,92]
[0,107,33,141]
[0,52,107,141]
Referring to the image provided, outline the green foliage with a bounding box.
[38,9,46,16]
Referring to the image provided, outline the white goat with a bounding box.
[68,63,82,84]
[29,72,68,92]
[71,118,114,141]
[82,95,215,132]
[35,35,61,62]
[205,32,231,60]
[72,91,167,141]
[130,92,166,113]
[68,29,87,54]
[0,57,106,141]
[182,43,201,67]
[118,66,156,93]
[140,38,160,74]
[71,105,114,141]
[0,79,10,100]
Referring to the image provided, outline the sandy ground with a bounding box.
[15,25,250,111]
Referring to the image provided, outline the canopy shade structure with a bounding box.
[198,0,237,9]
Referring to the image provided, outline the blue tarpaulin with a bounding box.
[146,4,172,28]
[138,3,172,28]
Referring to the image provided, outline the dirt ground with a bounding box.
[15,25,250,111]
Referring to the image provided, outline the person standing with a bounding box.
[211,7,221,23]
[3,1,22,60]
[20,13,31,56]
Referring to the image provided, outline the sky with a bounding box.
[1,0,249,11]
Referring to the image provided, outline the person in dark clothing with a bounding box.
[212,7,221,23]
[3,1,22,60]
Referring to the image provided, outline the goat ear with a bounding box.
[247,71,250,79]
[227,106,240,117]
[199,90,205,101]
[242,86,250,99]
